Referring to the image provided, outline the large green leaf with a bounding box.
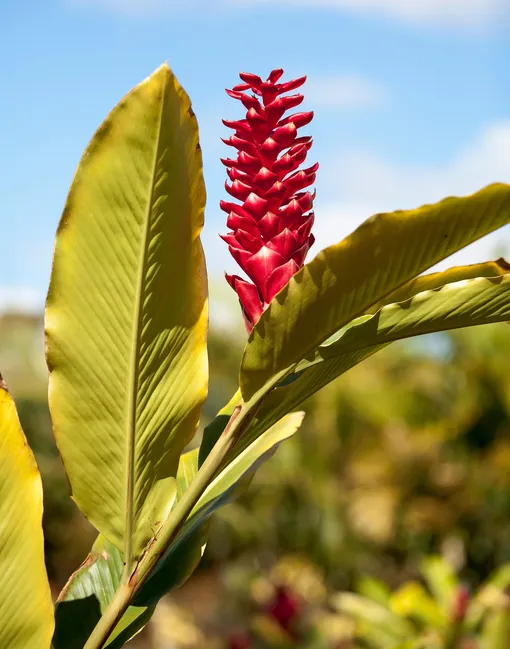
[136,412,305,605]
[241,184,510,400]
[53,449,203,649]
[313,274,510,360]
[0,378,54,649]
[199,271,510,526]
[45,63,208,568]
[237,270,510,455]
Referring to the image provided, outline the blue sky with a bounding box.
[1,0,510,323]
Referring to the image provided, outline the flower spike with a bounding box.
[221,69,317,331]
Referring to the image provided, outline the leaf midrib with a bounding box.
[124,72,168,574]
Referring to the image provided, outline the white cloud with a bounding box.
[234,0,509,28]
[68,0,509,27]
[312,121,510,269]
[305,76,388,110]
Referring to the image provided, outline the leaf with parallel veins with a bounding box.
[0,378,54,649]
[45,63,208,570]
[241,184,510,400]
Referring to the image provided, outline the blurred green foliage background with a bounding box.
[2,309,510,647]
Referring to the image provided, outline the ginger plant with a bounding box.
[0,64,509,649]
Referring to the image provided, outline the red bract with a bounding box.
[451,585,470,623]
[228,632,252,649]
[221,69,317,331]
[266,585,303,633]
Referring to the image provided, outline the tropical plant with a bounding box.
[333,555,510,649]
[0,63,509,649]
[145,555,510,649]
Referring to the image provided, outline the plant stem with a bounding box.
[82,584,132,649]
[444,621,463,649]
[83,401,256,649]
[130,404,248,589]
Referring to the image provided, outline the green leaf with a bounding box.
[357,576,392,606]
[134,522,209,607]
[238,346,384,459]
[241,184,510,400]
[0,378,54,649]
[481,607,510,649]
[207,268,506,471]
[332,592,415,648]
[366,259,510,314]
[420,556,457,611]
[133,447,210,606]
[199,390,242,467]
[176,448,200,499]
[483,564,510,592]
[45,63,208,569]
[467,564,510,630]
[136,412,305,605]
[52,536,153,649]
[194,412,304,517]
[315,274,510,361]
[390,582,445,629]
[235,270,510,455]
[53,448,204,648]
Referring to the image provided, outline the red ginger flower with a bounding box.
[221,69,317,331]
[266,585,303,633]
[228,632,252,649]
[451,585,470,623]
